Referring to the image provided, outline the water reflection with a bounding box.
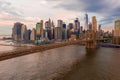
[57,47,120,80]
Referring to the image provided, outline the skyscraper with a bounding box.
[45,19,52,40]
[80,26,83,33]
[57,20,63,40]
[92,16,97,31]
[21,24,27,41]
[89,23,92,31]
[115,20,120,31]
[40,20,44,39]
[45,21,49,39]
[113,20,120,44]
[25,29,31,41]
[74,18,80,38]
[74,18,80,30]
[62,23,67,40]
[68,23,74,29]
[84,12,89,30]
[30,28,36,41]
[12,22,23,41]
[98,24,101,32]
[51,21,55,39]
[36,22,41,40]
[98,24,102,38]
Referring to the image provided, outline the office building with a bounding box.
[12,22,23,41]
[40,20,44,39]
[45,19,53,40]
[30,28,36,41]
[74,18,80,30]
[62,23,67,40]
[25,29,31,41]
[54,20,63,40]
[84,12,89,30]
[51,21,55,39]
[92,16,97,31]
[36,22,41,40]
[74,18,80,38]
[113,20,120,44]
[68,23,74,30]
[21,24,27,41]
[54,27,62,40]
[89,23,92,31]
[79,26,84,39]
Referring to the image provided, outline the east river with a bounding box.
[0,41,120,80]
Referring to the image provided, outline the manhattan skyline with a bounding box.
[0,0,120,35]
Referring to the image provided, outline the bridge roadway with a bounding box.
[0,44,17,47]
[0,40,85,61]
[0,38,106,61]
[0,44,33,47]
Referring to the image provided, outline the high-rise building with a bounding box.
[25,29,31,41]
[51,21,55,39]
[45,21,49,29]
[89,23,92,31]
[92,16,97,31]
[54,20,63,40]
[68,23,74,29]
[48,18,52,27]
[36,22,41,40]
[30,28,36,41]
[54,27,62,40]
[84,12,89,30]
[21,24,27,41]
[45,19,53,40]
[40,20,44,39]
[114,20,120,37]
[79,26,84,39]
[56,20,63,40]
[113,20,120,44]
[54,27,58,40]
[12,22,23,41]
[80,26,83,33]
[67,27,71,39]
[98,24,101,31]
[97,24,102,38]
[62,23,67,40]
[74,18,80,38]
[45,19,52,29]
[36,20,44,40]
[74,18,80,30]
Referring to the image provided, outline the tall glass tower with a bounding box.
[84,12,89,30]
[36,23,41,40]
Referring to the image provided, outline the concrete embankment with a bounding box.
[0,40,82,61]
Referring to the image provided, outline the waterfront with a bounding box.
[0,45,120,80]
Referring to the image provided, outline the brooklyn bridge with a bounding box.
[0,30,104,61]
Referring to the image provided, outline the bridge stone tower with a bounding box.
[85,30,97,49]
[85,16,97,49]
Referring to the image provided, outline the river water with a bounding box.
[0,40,14,52]
[0,45,120,80]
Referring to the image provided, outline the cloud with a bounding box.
[0,1,23,16]
[54,0,120,25]
[0,0,119,34]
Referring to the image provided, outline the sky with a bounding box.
[0,0,120,35]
